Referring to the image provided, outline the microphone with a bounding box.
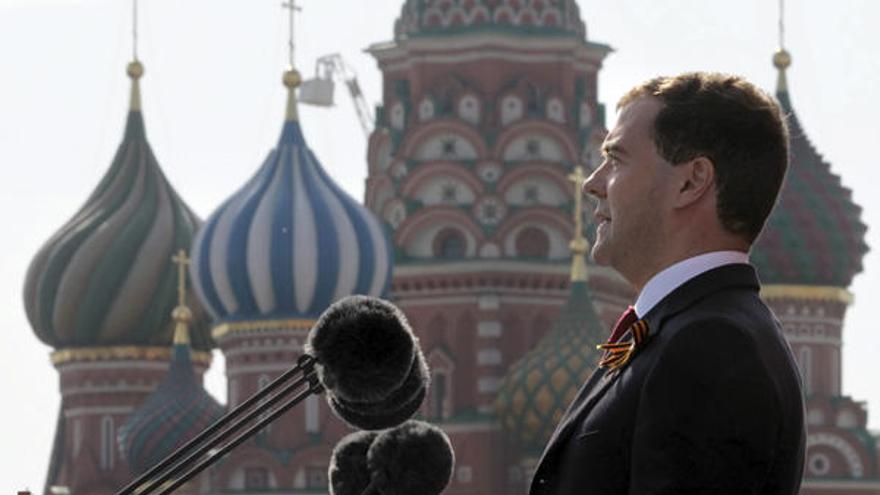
[306,295,429,430]
[327,430,378,495]
[118,295,430,495]
[329,420,455,495]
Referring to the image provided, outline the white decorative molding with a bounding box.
[478,377,501,392]
[808,452,832,476]
[477,349,502,365]
[223,341,302,359]
[394,295,480,307]
[394,259,569,276]
[457,466,473,484]
[390,101,405,130]
[501,95,523,126]
[419,98,435,121]
[807,432,865,478]
[58,361,170,373]
[478,321,502,337]
[502,134,565,162]
[439,421,501,433]
[458,94,481,125]
[62,384,157,397]
[479,242,501,258]
[64,406,134,419]
[478,294,500,310]
[546,97,565,123]
[227,363,301,377]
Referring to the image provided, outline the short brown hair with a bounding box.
[619,72,789,244]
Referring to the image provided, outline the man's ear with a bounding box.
[674,156,715,208]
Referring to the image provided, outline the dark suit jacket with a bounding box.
[529,264,805,495]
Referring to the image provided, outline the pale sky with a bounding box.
[2,0,878,492]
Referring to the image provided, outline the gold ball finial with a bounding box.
[773,49,791,70]
[283,69,302,88]
[172,305,193,324]
[127,60,144,80]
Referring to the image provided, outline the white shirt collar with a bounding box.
[633,250,749,318]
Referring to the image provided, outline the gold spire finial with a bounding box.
[282,1,302,121]
[171,249,193,345]
[773,0,791,93]
[567,166,589,282]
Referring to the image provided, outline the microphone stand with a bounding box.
[117,354,324,495]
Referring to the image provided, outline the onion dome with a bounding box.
[751,50,868,287]
[22,61,213,350]
[494,167,606,456]
[118,251,225,474]
[394,0,587,40]
[191,69,393,332]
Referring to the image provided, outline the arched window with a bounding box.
[799,347,813,396]
[432,372,449,420]
[427,348,455,420]
[433,228,466,259]
[830,348,840,396]
[515,227,550,258]
[305,395,320,433]
[258,374,272,434]
[100,416,115,470]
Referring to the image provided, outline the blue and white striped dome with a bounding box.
[191,79,393,325]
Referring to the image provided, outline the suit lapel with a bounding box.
[536,336,630,465]
[532,264,761,482]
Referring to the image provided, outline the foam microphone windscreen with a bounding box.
[330,349,429,430]
[305,296,430,430]
[328,430,378,495]
[367,420,455,495]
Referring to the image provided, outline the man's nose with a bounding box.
[582,167,606,199]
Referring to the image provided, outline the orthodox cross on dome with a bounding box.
[281,0,302,69]
[567,166,589,281]
[171,249,193,345]
[131,0,139,62]
[773,0,792,93]
[281,1,303,120]
[172,249,190,307]
[127,0,144,111]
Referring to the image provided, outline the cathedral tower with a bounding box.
[364,2,628,492]
[754,48,878,492]
[22,60,213,494]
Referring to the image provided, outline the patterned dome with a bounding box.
[494,279,606,456]
[751,60,868,287]
[23,63,213,350]
[118,324,224,474]
[191,72,393,325]
[394,0,587,40]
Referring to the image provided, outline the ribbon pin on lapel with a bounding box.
[596,320,649,370]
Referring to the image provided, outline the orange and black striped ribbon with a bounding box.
[596,319,649,369]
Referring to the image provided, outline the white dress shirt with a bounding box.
[633,251,750,318]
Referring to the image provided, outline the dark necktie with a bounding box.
[597,306,648,369]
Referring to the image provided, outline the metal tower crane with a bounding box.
[299,53,374,137]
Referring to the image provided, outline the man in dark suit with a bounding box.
[530,73,805,494]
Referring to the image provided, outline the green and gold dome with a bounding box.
[751,50,868,288]
[494,166,607,456]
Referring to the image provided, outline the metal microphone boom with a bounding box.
[116,354,324,495]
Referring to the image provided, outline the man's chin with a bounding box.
[590,243,612,266]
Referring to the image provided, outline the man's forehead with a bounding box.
[604,96,662,146]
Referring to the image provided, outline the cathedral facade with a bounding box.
[23,1,879,494]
